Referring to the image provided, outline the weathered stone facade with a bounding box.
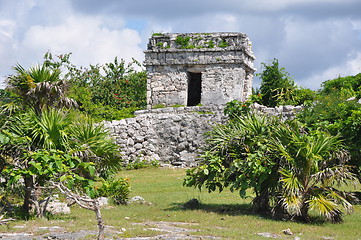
[105,104,302,167]
[104,106,226,167]
[144,32,255,108]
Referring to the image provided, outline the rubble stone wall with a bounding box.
[104,104,302,167]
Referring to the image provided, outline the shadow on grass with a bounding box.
[165,200,329,225]
[1,204,77,221]
[166,201,254,217]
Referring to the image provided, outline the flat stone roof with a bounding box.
[144,32,255,71]
[145,32,255,57]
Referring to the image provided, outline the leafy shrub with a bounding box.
[224,94,262,119]
[256,58,315,107]
[97,178,130,205]
[43,52,147,121]
[320,73,361,97]
[185,112,358,223]
[125,159,160,170]
[297,73,361,174]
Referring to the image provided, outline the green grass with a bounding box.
[1,168,361,239]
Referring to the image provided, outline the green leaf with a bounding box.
[55,160,62,169]
[88,165,96,176]
[239,189,247,198]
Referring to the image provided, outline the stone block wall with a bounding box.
[104,104,302,167]
[104,106,226,167]
[252,103,303,120]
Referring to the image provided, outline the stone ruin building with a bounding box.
[105,32,262,166]
[106,32,301,166]
[144,32,256,108]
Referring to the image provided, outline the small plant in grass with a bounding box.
[125,159,160,170]
[96,178,130,205]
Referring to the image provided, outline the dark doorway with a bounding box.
[187,72,202,106]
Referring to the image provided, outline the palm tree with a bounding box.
[6,63,77,116]
[68,117,122,178]
[271,122,358,222]
[1,109,121,215]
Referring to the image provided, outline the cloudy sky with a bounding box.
[0,0,360,89]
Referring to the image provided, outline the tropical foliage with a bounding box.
[44,52,147,121]
[0,58,127,218]
[271,122,358,222]
[0,108,123,215]
[184,112,358,222]
[297,73,361,175]
[255,58,316,107]
[5,63,76,116]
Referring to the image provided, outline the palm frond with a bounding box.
[307,194,342,222]
[327,190,354,214]
[311,165,358,187]
[279,168,302,195]
[69,118,122,176]
[282,194,303,215]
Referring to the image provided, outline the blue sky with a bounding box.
[0,0,360,89]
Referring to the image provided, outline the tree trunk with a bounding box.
[93,201,105,240]
[23,176,33,216]
[299,202,310,222]
[51,181,105,240]
[272,199,287,220]
[252,189,270,213]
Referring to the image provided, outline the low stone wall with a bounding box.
[104,104,302,167]
[252,103,303,119]
[104,106,226,167]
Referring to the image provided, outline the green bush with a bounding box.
[43,52,147,121]
[185,112,358,223]
[320,73,361,97]
[97,178,130,205]
[125,159,160,170]
[297,73,361,176]
[255,58,315,107]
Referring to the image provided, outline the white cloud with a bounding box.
[0,8,143,88]
[0,19,16,40]
[22,15,143,67]
[301,52,361,89]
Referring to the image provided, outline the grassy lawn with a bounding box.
[1,167,361,239]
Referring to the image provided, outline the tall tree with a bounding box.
[257,58,297,107]
[6,63,76,116]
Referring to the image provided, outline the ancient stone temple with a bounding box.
[144,32,256,108]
